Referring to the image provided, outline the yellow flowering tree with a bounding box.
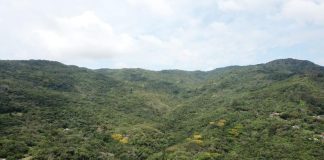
[111,133,129,144]
[193,134,202,140]
[119,137,129,144]
[216,119,226,127]
[111,133,123,141]
[229,124,243,137]
[192,134,203,145]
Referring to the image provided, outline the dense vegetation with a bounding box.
[0,58,323,159]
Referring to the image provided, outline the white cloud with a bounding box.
[281,0,324,25]
[217,0,280,12]
[32,11,136,60]
[127,0,173,16]
[217,0,244,11]
[0,0,324,70]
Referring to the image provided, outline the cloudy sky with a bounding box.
[0,0,324,70]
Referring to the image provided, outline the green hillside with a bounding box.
[0,59,323,159]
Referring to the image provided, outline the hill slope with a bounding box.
[0,59,323,159]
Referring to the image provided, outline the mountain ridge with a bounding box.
[2,58,322,72]
[0,58,323,159]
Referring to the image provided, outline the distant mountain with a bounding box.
[0,59,323,159]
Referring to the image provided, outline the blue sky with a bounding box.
[0,0,323,70]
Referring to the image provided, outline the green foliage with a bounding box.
[0,59,324,159]
[194,152,221,160]
[0,140,28,159]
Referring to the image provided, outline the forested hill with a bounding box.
[0,58,323,159]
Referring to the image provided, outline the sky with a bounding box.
[0,0,324,70]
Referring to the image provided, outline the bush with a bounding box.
[0,140,29,159]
